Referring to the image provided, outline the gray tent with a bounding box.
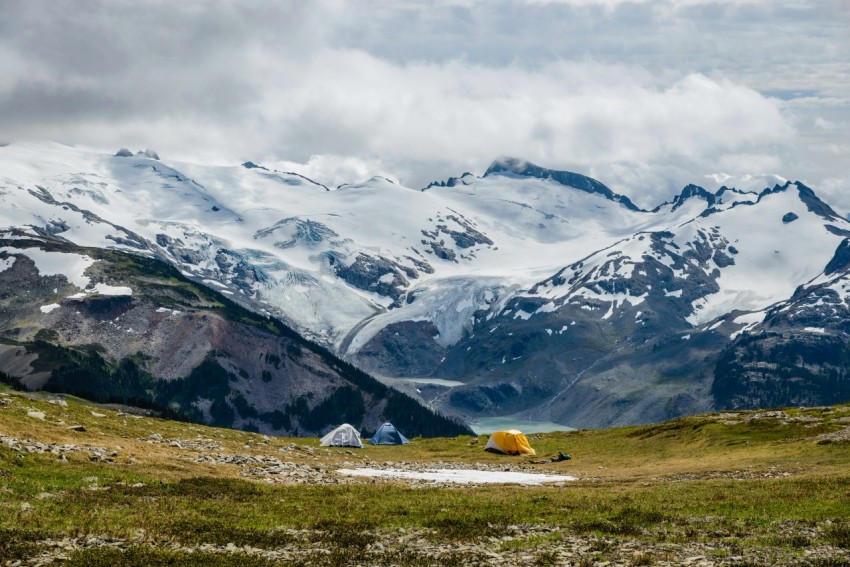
[369,422,410,445]
[320,423,364,448]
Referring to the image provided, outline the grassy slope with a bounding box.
[2,385,850,565]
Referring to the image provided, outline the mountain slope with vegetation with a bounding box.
[0,232,470,438]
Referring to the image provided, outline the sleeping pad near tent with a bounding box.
[484,429,536,455]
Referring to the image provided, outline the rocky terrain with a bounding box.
[10,525,850,566]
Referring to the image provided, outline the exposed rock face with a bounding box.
[332,253,412,305]
[421,214,493,251]
[355,320,447,378]
[418,292,722,428]
[255,218,340,249]
[671,184,716,211]
[0,235,471,438]
[712,264,850,411]
[824,239,850,275]
[714,331,850,410]
[421,172,475,190]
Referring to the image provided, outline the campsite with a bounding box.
[320,423,365,448]
[2,387,850,565]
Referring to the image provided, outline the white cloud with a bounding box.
[0,0,846,210]
[245,52,791,203]
[269,155,399,189]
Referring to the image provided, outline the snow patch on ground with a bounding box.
[0,256,15,273]
[92,283,133,296]
[40,304,60,314]
[534,302,557,315]
[730,311,767,339]
[203,278,228,288]
[0,247,94,289]
[337,468,576,485]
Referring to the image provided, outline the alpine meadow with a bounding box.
[1,1,849,566]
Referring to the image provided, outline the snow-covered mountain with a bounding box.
[2,142,848,428]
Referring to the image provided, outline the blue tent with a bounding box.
[369,422,410,445]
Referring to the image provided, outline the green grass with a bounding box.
[2,387,850,564]
[63,547,280,567]
[5,453,850,544]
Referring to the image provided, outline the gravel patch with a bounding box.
[0,432,117,462]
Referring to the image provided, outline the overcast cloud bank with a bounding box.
[1,0,847,210]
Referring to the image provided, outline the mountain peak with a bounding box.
[651,184,716,213]
[421,172,475,191]
[792,181,841,221]
[483,157,642,211]
[673,184,716,211]
[483,156,533,176]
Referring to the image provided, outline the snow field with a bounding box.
[2,142,848,355]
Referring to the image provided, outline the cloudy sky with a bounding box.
[1,0,848,209]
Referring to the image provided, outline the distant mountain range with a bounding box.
[2,142,849,430]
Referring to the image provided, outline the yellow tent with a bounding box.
[483,429,536,456]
